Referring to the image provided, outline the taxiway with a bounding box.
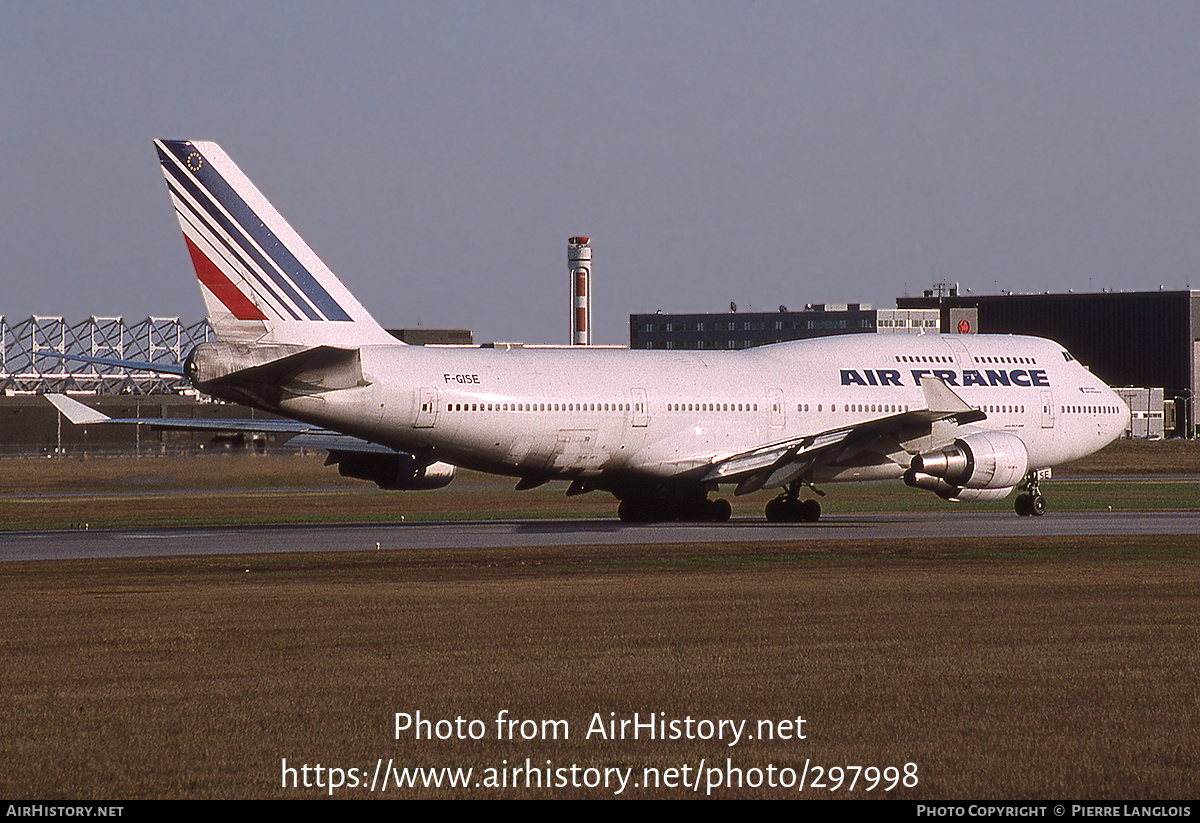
[1,510,1197,562]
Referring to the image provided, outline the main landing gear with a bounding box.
[617,495,732,523]
[764,480,822,523]
[1013,470,1047,517]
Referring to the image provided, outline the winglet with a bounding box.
[46,394,113,425]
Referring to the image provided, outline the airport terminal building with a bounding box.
[630,305,940,350]
[896,290,1199,437]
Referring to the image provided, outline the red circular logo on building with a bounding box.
[957,319,971,334]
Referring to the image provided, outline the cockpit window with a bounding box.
[1061,350,1075,362]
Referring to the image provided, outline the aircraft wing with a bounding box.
[702,377,986,495]
[285,433,400,454]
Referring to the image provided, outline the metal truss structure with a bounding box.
[1,317,212,395]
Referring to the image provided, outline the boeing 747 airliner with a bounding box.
[52,141,1131,522]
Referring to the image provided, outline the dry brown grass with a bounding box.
[2,443,1197,798]
[1,438,1199,531]
[2,538,1197,799]
[0,454,619,528]
[1061,438,1200,475]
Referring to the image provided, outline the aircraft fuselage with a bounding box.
[278,332,1127,489]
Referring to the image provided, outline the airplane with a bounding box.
[52,139,1131,522]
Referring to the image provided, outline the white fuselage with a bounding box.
[277,333,1128,487]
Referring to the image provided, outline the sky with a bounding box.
[2,1,1198,345]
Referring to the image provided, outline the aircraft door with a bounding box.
[630,388,649,427]
[944,337,971,367]
[768,388,785,429]
[1040,390,1055,429]
[413,387,439,428]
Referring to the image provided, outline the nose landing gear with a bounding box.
[1014,470,1047,517]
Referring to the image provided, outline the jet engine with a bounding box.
[904,431,1029,501]
[329,451,456,490]
[901,470,1015,502]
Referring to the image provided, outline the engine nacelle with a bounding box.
[903,470,1016,502]
[331,451,456,490]
[909,431,1029,490]
[945,486,1015,502]
[902,470,1017,503]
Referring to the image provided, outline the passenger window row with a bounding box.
[446,402,632,413]
[667,403,758,412]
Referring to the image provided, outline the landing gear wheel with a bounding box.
[708,498,732,523]
[799,498,821,522]
[1014,472,1049,517]
[765,497,786,522]
[764,497,821,523]
[617,499,634,522]
[618,499,652,523]
[619,496,731,523]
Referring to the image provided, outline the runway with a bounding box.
[1,510,1197,562]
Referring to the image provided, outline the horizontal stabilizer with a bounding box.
[47,394,398,457]
[46,394,113,425]
[35,351,185,376]
[207,345,365,392]
[187,343,368,407]
[47,394,323,433]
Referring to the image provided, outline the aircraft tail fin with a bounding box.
[154,140,398,348]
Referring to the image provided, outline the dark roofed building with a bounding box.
[897,290,1199,436]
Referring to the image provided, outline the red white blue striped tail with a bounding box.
[155,140,397,347]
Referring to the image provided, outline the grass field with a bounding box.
[1,438,1198,530]
[0,439,1197,799]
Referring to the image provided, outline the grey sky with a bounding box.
[3,1,1198,344]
